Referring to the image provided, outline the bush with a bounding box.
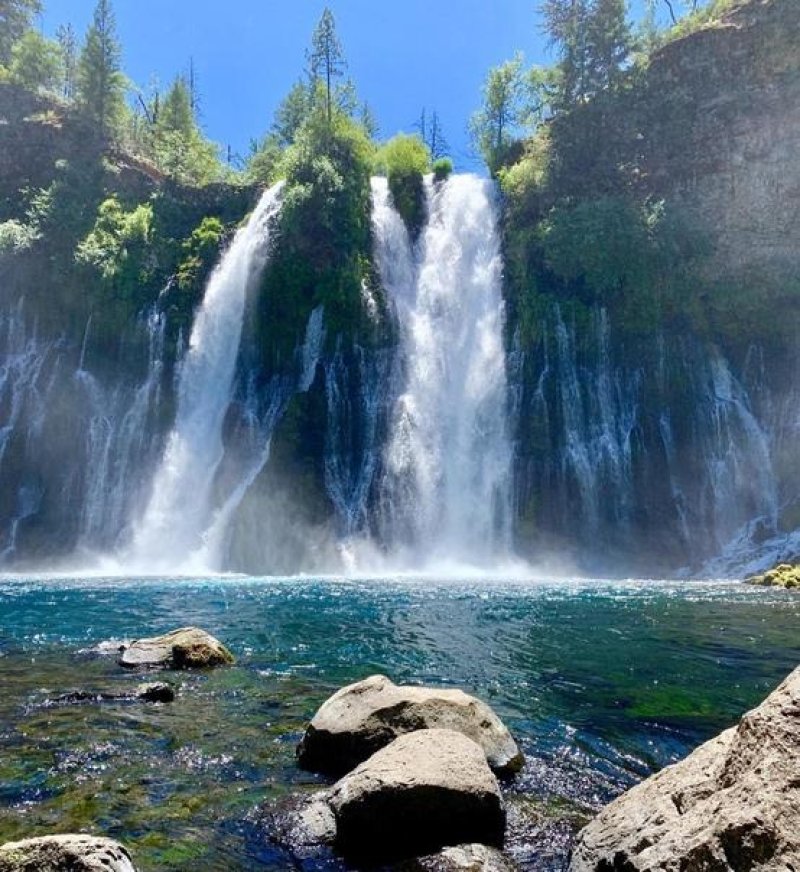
[432,157,453,182]
[374,133,430,236]
[0,219,39,254]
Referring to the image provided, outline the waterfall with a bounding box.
[128,182,284,571]
[376,174,513,568]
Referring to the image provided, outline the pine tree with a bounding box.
[56,23,77,99]
[470,54,526,175]
[308,7,346,125]
[76,0,126,139]
[0,0,41,66]
[427,111,450,160]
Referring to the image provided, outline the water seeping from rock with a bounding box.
[127,182,285,572]
[374,174,514,570]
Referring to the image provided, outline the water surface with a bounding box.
[0,575,797,870]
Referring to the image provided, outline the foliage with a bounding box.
[272,79,311,147]
[8,30,62,92]
[432,157,453,182]
[150,75,222,185]
[75,196,153,288]
[0,217,38,254]
[76,0,126,139]
[258,108,383,365]
[175,215,224,292]
[244,134,282,185]
[470,53,528,176]
[374,133,430,235]
[0,0,40,66]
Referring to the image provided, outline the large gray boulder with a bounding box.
[570,665,800,872]
[298,674,523,776]
[0,835,136,871]
[329,728,506,862]
[118,627,233,669]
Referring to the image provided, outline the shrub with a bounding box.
[432,157,453,182]
[374,133,430,236]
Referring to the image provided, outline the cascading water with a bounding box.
[128,182,284,571]
[376,174,513,568]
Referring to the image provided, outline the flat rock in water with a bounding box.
[570,664,800,872]
[118,627,234,669]
[398,843,519,871]
[0,834,136,871]
[297,674,523,776]
[329,728,505,862]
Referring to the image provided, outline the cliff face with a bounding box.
[644,0,800,280]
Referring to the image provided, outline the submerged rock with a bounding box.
[0,834,136,871]
[570,665,800,872]
[43,682,174,706]
[746,562,800,588]
[118,627,234,669]
[329,729,506,862]
[398,843,518,871]
[297,674,523,776]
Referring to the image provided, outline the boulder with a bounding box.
[329,729,505,862]
[570,665,800,872]
[398,843,518,871]
[44,682,174,706]
[135,681,175,702]
[118,627,233,669]
[298,674,523,776]
[0,834,136,871]
[746,562,800,588]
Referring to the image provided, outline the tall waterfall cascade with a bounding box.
[127,182,284,572]
[373,174,513,569]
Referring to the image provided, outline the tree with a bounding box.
[8,29,61,92]
[359,101,378,139]
[470,54,526,175]
[273,79,310,147]
[187,56,201,119]
[308,7,346,125]
[426,110,449,160]
[76,0,126,139]
[56,23,77,99]
[539,0,631,107]
[0,0,41,66]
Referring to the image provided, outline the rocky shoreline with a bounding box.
[1,625,797,871]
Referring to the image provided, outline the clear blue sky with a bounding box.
[40,0,656,172]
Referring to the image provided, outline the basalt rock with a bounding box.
[569,665,800,872]
[329,729,506,862]
[297,674,523,776]
[118,627,234,669]
[0,834,137,872]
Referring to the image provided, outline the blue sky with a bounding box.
[40,0,656,172]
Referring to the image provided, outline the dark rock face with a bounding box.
[297,674,524,777]
[569,665,800,872]
[328,729,506,863]
[0,834,136,871]
[118,627,234,669]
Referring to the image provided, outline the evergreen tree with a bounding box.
[76,0,126,139]
[187,56,201,119]
[273,79,310,147]
[308,7,346,125]
[0,0,41,66]
[359,100,378,139]
[56,23,77,99]
[540,0,632,107]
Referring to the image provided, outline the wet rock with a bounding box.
[746,562,800,588]
[0,834,137,871]
[329,729,506,862]
[135,681,174,702]
[570,665,800,872]
[42,682,174,706]
[118,627,234,669]
[298,674,523,776]
[398,843,518,871]
[267,792,338,861]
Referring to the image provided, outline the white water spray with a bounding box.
[128,182,284,571]
[377,174,513,568]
